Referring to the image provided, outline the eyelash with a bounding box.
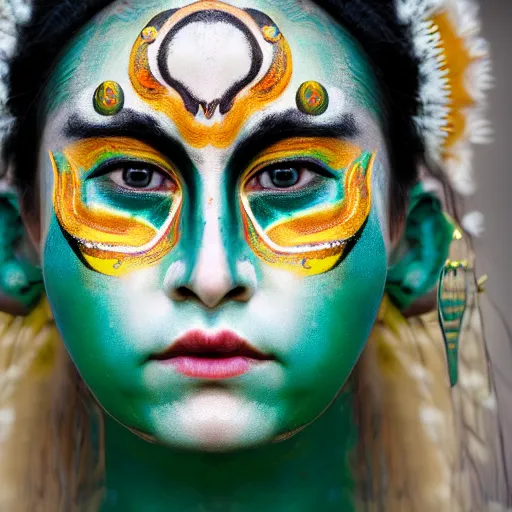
[87,159,176,192]
[245,160,334,192]
[87,157,332,194]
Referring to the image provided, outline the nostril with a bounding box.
[173,286,197,301]
[171,285,252,305]
[225,285,252,302]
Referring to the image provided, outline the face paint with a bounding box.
[93,81,125,116]
[40,0,389,451]
[50,137,182,276]
[240,138,374,275]
[50,134,372,278]
[128,0,292,146]
[296,81,329,116]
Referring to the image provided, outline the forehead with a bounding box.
[43,0,381,134]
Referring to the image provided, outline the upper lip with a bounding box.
[151,330,274,361]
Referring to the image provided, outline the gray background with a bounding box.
[471,0,512,474]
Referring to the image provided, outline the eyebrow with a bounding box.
[227,110,359,174]
[64,110,193,175]
[64,108,358,176]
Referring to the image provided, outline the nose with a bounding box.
[167,204,255,309]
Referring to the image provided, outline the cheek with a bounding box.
[42,216,170,422]
[268,208,387,424]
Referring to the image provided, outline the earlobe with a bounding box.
[385,183,454,314]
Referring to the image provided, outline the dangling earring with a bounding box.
[437,229,470,387]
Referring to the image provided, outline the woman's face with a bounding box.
[38,0,390,450]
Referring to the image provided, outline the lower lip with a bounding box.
[165,356,257,379]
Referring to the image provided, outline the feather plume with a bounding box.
[0,300,104,511]
[395,0,493,196]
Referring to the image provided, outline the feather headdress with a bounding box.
[395,0,493,195]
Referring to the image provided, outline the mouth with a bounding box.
[150,330,274,379]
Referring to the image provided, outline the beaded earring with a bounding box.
[437,229,470,387]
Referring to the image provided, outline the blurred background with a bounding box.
[471,0,512,475]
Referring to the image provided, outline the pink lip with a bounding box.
[151,330,273,379]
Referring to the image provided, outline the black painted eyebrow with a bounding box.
[227,109,359,174]
[64,109,193,175]
[63,108,358,178]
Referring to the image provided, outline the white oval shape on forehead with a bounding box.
[165,21,252,103]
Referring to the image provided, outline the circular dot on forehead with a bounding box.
[296,81,329,116]
[93,81,124,116]
[261,25,281,43]
[141,26,158,43]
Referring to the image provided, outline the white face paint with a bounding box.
[165,22,253,103]
[153,388,278,449]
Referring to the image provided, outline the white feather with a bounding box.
[462,210,485,237]
[394,0,493,196]
[445,142,476,195]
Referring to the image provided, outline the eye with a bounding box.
[247,163,322,192]
[108,164,175,192]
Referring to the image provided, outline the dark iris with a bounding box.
[122,167,153,188]
[270,167,300,188]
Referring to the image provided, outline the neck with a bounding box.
[102,389,358,512]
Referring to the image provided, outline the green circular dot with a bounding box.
[93,81,125,116]
[296,81,329,116]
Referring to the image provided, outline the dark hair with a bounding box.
[4,0,424,225]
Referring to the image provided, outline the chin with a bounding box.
[147,388,280,451]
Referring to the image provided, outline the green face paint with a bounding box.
[0,191,44,309]
[39,0,390,452]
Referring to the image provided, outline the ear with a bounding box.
[0,186,44,315]
[18,183,42,252]
[385,183,454,314]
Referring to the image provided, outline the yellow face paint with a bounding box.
[239,138,375,276]
[50,137,182,277]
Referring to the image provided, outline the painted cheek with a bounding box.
[279,211,387,407]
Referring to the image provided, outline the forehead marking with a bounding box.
[141,26,158,43]
[128,0,293,148]
[158,10,264,118]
